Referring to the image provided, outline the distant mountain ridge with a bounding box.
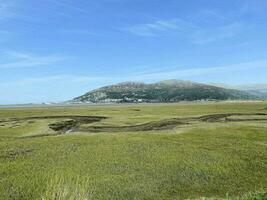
[72,80,258,103]
[210,83,267,99]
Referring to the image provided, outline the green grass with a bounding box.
[0,102,266,199]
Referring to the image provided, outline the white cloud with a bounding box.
[127,59,267,81]
[0,51,71,69]
[241,0,267,15]
[0,75,109,87]
[5,58,265,86]
[192,22,243,44]
[0,30,11,42]
[196,9,230,22]
[123,18,196,37]
[123,10,244,44]
[0,0,16,20]
[51,0,91,15]
[58,29,96,36]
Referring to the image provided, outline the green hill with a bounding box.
[73,80,257,103]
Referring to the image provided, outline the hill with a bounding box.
[72,80,257,103]
[210,83,267,100]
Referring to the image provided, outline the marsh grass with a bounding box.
[232,191,267,200]
[41,175,92,200]
[0,102,266,199]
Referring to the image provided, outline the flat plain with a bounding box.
[0,102,266,200]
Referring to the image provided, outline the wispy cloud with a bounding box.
[196,9,230,22]
[192,22,243,44]
[123,9,244,44]
[0,74,108,87]
[0,74,112,104]
[241,0,267,15]
[51,0,91,15]
[58,29,96,36]
[0,51,71,69]
[0,30,11,42]
[123,18,196,37]
[128,59,267,81]
[0,0,16,20]
[8,58,265,85]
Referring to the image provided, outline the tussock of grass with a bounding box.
[189,191,267,200]
[232,191,267,200]
[41,176,91,200]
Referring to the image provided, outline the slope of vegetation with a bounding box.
[0,102,266,200]
[73,80,256,103]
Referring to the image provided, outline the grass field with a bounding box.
[0,102,266,200]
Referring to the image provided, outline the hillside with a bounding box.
[210,83,267,99]
[73,80,257,103]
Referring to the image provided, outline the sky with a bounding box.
[0,0,267,104]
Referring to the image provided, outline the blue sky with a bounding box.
[0,0,267,104]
